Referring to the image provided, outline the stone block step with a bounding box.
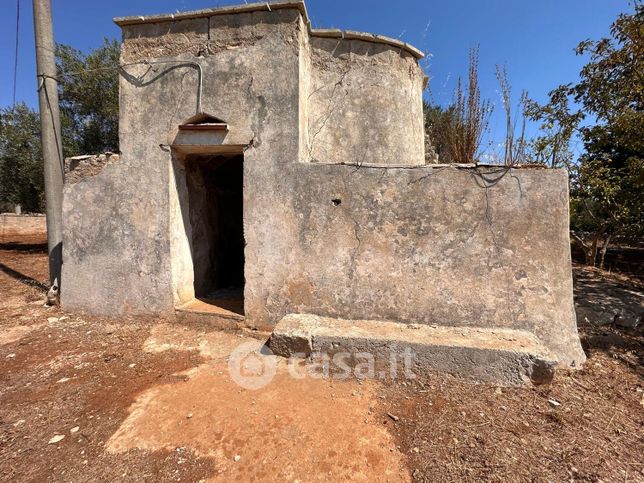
[270,314,557,386]
[175,298,244,331]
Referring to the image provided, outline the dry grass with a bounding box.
[1,237,642,481]
[425,48,493,164]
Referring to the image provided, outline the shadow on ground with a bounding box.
[0,242,47,252]
[0,262,48,292]
[573,265,643,377]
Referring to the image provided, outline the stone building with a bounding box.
[61,1,585,384]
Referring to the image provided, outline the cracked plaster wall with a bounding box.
[63,9,303,315]
[306,37,425,165]
[277,164,585,366]
[61,6,584,366]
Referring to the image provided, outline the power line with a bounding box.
[42,58,204,113]
[13,0,20,106]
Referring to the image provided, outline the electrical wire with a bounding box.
[13,0,20,106]
[44,59,204,114]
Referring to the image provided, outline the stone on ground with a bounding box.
[270,314,557,386]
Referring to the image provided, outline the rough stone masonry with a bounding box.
[61,1,586,384]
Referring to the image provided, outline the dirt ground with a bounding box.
[0,235,642,482]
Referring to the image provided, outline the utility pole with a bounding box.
[33,0,63,290]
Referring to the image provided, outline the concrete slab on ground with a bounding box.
[270,314,557,386]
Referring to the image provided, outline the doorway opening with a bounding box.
[183,153,244,317]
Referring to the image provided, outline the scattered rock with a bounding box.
[47,317,59,323]
[233,455,241,462]
[548,399,561,407]
[56,377,71,384]
[48,434,65,444]
[6,353,15,359]
[614,310,641,329]
[46,280,59,306]
[70,426,80,433]
[186,413,193,419]
[387,413,399,422]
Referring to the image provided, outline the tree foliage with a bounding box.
[423,102,452,162]
[572,4,643,261]
[528,4,643,266]
[524,85,584,169]
[0,103,44,212]
[56,38,120,156]
[0,40,120,211]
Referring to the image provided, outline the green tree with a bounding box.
[572,4,643,265]
[56,38,120,156]
[0,40,120,212]
[0,103,44,212]
[529,4,643,266]
[524,85,583,169]
[423,102,453,162]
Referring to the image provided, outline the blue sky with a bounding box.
[0,0,633,157]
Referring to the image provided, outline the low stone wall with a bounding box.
[0,214,47,241]
[243,164,586,367]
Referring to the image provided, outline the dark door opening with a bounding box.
[184,154,244,316]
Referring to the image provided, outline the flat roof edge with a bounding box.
[113,1,308,27]
[114,1,424,60]
[310,29,424,59]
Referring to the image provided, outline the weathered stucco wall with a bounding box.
[62,149,173,313]
[259,164,585,366]
[306,36,425,165]
[62,8,304,314]
[61,2,584,367]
